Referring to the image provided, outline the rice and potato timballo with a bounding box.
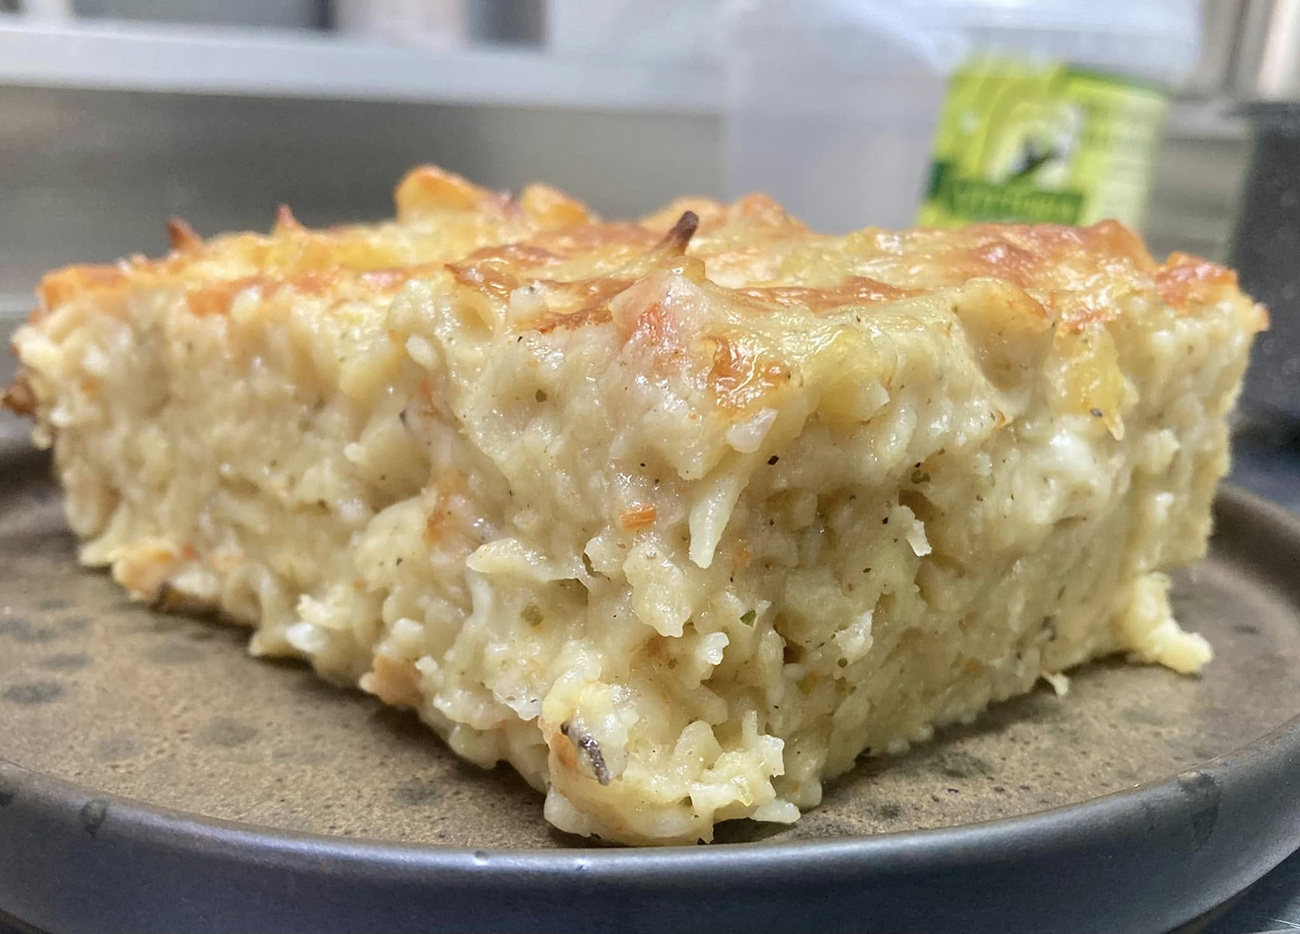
[5,167,1264,844]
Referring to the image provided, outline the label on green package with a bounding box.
[916,57,1168,228]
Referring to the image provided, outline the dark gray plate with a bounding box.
[1,432,1299,934]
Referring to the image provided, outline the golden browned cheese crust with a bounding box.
[25,177,1247,351]
[6,166,1265,845]
[29,166,593,324]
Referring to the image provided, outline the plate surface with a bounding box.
[2,432,1299,933]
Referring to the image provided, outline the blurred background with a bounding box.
[0,0,1295,422]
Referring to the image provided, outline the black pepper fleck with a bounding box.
[560,720,611,785]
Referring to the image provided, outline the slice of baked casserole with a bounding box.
[4,167,1265,844]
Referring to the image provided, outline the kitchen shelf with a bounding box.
[0,17,1250,141]
[0,18,719,113]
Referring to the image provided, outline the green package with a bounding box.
[916,57,1168,228]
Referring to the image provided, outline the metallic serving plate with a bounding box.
[1,428,1299,934]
